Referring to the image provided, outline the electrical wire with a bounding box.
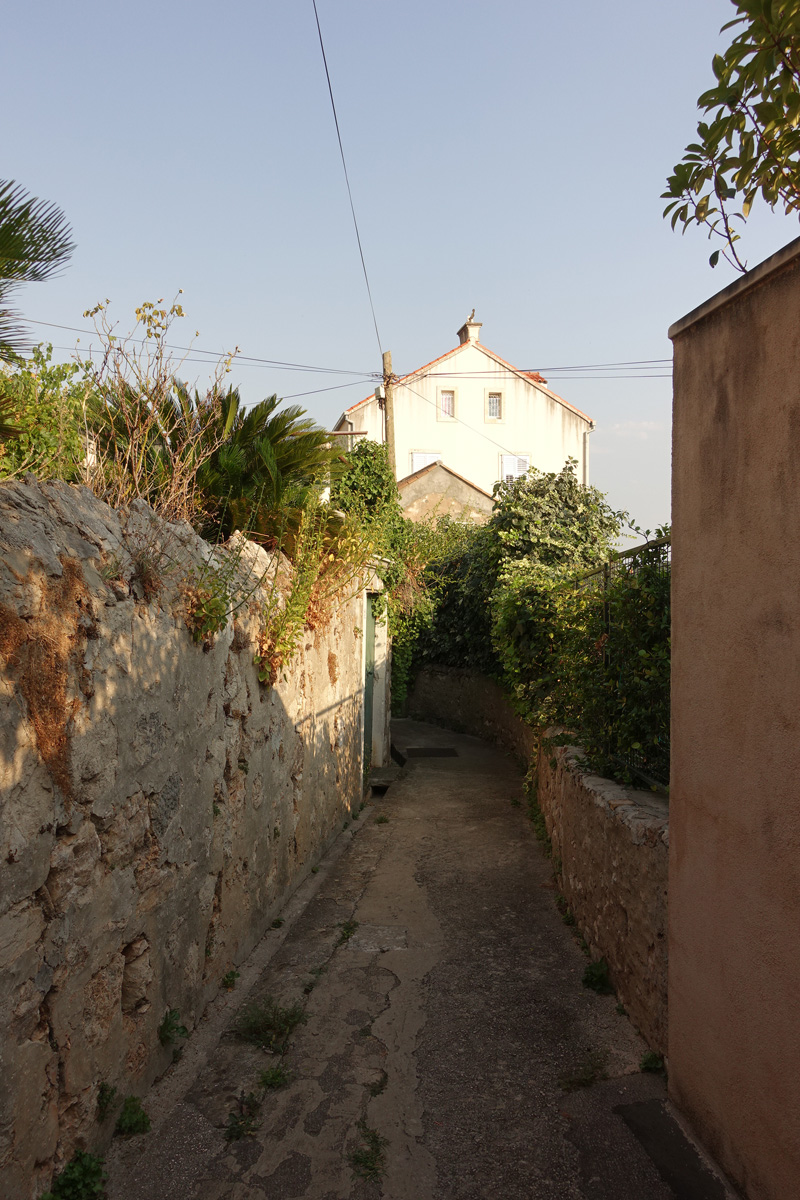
[27,318,671,381]
[311,0,383,357]
[399,379,533,462]
[43,344,374,398]
[24,318,377,377]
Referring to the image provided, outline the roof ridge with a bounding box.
[336,337,594,426]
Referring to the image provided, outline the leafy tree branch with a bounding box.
[664,0,800,270]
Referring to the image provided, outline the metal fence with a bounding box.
[573,535,671,791]
[574,533,671,592]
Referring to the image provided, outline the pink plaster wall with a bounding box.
[669,237,800,1200]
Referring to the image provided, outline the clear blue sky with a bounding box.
[5,0,797,531]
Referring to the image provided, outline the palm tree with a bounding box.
[0,180,74,364]
[190,384,345,543]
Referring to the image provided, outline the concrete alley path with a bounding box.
[106,721,723,1200]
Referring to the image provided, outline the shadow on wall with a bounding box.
[0,479,366,1200]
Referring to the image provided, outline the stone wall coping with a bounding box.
[553,742,670,849]
[668,232,800,341]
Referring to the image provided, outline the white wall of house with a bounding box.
[336,325,593,494]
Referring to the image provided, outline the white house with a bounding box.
[334,314,595,496]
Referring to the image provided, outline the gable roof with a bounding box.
[337,338,593,426]
[396,459,494,501]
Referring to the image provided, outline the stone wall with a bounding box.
[536,744,668,1053]
[0,480,370,1199]
[408,666,668,1052]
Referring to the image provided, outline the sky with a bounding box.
[5,0,799,533]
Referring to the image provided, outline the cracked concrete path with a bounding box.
[106,720,727,1199]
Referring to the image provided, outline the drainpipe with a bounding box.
[583,423,594,486]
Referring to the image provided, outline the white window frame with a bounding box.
[437,386,457,421]
[411,451,442,474]
[500,454,530,483]
[485,389,504,422]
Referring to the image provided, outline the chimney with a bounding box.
[457,309,482,344]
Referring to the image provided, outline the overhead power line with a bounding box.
[401,380,528,461]
[26,317,671,387]
[44,343,372,401]
[311,0,383,357]
[25,318,377,377]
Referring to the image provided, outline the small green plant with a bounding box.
[234,997,307,1053]
[222,970,240,990]
[100,554,124,584]
[527,792,552,857]
[96,1082,117,1123]
[640,1051,666,1074]
[374,814,389,825]
[271,917,284,929]
[560,1048,609,1093]
[616,1002,627,1016]
[303,979,315,995]
[39,1150,107,1199]
[114,1095,151,1136]
[348,1120,388,1181]
[311,865,319,874]
[368,1069,388,1097]
[555,893,576,926]
[337,919,359,945]
[510,796,521,808]
[224,1091,261,1140]
[343,819,350,830]
[158,1008,188,1046]
[259,1063,292,1089]
[582,958,614,995]
[183,582,229,645]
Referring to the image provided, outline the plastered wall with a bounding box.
[670,237,800,1200]
[0,480,374,1198]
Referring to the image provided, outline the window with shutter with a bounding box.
[411,451,442,473]
[500,454,530,482]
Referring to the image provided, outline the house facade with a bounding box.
[334,314,595,495]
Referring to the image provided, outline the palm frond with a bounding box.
[0,180,75,285]
[0,180,74,363]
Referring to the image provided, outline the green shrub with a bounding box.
[158,1008,188,1046]
[640,1051,666,1074]
[39,1151,106,1199]
[582,957,614,995]
[114,1095,151,1136]
[96,1082,117,1122]
[233,997,307,1053]
[259,1063,292,1089]
[0,345,89,482]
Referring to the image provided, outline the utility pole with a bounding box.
[382,349,396,479]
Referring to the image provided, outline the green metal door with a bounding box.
[364,596,376,770]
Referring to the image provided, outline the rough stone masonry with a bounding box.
[0,479,367,1199]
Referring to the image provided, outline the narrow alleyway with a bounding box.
[106,721,727,1200]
